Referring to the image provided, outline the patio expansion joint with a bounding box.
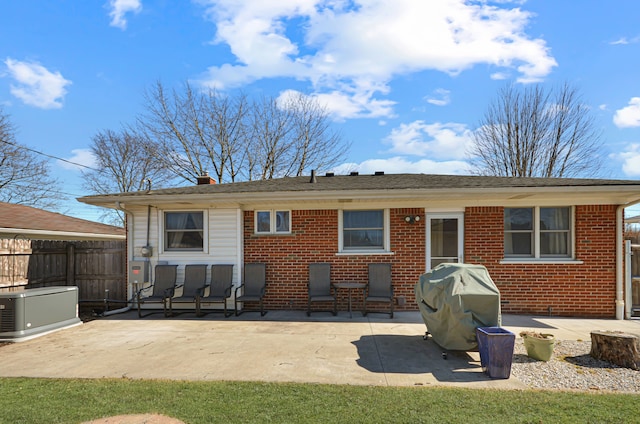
[368,320,390,386]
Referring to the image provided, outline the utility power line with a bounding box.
[0,139,101,172]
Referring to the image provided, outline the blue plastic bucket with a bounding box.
[476,327,515,379]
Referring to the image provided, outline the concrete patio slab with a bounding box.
[0,311,638,389]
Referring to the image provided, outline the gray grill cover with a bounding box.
[415,263,501,351]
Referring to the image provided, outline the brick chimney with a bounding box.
[196,172,216,185]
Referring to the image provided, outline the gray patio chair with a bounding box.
[235,263,267,316]
[197,264,234,317]
[307,263,337,316]
[168,264,208,317]
[137,264,178,318]
[363,263,394,318]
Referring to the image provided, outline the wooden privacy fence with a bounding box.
[0,239,126,303]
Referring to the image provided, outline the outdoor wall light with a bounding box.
[404,215,421,224]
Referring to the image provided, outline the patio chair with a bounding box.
[137,264,178,318]
[307,263,337,316]
[235,263,267,316]
[168,264,208,317]
[363,263,394,318]
[197,264,234,317]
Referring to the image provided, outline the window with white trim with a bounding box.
[255,210,291,234]
[340,209,387,251]
[504,207,572,258]
[164,211,204,251]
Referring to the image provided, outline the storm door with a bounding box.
[426,213,464,271]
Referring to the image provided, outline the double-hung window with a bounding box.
[255,210,291,234]
[504,207,572,259]
[341,209,387,252]
[164,211,204,251]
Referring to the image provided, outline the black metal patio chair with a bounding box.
[137,264,178,318]
[307,263,337,316]
[197,264,234,317]
[363,263,394,318]
[168,264,208,317]
[234,263,267,316]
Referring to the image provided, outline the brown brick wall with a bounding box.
[243,208,426,313]
[465,205,618,318]
[243,205,619,317]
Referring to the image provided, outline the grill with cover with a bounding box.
[415,263,501,351]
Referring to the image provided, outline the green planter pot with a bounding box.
[522,333,555,361]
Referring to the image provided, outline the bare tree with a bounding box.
[468,83,603,178]
[0,109,63,209]
[138,81,206,184]
[203,88,248,182]
[82,128,173,225]
[138,81,348,183]
[139,81,249,184]
[270,92,347,178]
[246,95,293,180]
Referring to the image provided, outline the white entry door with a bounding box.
[426,213,464,271]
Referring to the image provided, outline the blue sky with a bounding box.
[2,0,640,222]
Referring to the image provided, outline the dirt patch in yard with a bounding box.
[81,413,185,424]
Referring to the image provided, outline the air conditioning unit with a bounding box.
[0,286,82,342]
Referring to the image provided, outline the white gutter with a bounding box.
[79,184,640,208]
[0,228,125,240]
[616,198,640,319]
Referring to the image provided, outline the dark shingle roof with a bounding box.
[81,173,640,199]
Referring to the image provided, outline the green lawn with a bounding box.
[0,378,638,423]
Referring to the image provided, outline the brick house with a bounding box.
[79,172,640,318]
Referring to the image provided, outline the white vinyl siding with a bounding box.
[126,206,240,279]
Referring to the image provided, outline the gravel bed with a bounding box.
[511,339,640,393]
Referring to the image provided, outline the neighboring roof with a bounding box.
[626,215,640,224]
[0,202,125,241]
[78,172,640,209]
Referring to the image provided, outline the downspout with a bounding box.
[616,198,640,320]
[146,204,151,249]
[103,201,136,316]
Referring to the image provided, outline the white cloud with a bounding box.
[425,89,451,106]
[333,157,470,175]
[4,58,71,109]
[614,97,640,128]
[384,121,474,160]
[614,144,640,177]
[58,149,98,171]
[610,36,640,45]
[108,0,142,30]
[611,37,629,45]
[277,88,395,120]
[196,0,556,119]
[490,71,510,80]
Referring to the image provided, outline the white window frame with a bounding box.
[338,209,391,254]
[426,212,464,270]
[503,206,576,262]
[162,210,207,253]
[254,210,291,234]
